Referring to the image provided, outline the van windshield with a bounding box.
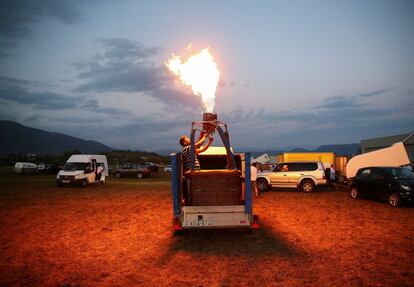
[63,162,87,171]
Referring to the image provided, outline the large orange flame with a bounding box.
[165,48,220,113]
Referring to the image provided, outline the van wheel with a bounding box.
[81,179,88,187]
[350,186,359,199]
[137,172,143,179]
[300,179,315,193]
[115,172,121,178]
[389,193,402,207]
[257,178,269,192]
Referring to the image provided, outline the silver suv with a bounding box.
[257,161,327,193]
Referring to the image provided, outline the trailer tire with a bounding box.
[257,178,269,193]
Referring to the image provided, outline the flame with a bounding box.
[165,48,220,113]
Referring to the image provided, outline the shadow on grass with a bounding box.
[159,221,304,264]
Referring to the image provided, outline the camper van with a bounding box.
[14,162,38,174]
[56,154,108,187]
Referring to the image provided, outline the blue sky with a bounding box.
[0,0,413,151]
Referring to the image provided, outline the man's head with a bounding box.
[179,135,190,147]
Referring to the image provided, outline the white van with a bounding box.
[56,154,108,187]
[14,162,38,174]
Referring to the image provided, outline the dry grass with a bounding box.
[0,168,413,286]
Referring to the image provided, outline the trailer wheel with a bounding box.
[257,178,269,192]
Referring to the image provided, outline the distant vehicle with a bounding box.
[164,165,172,172]
[37,163,46,172]
[256,161,327,193]
[14,162,38,174]
[146,162,159,173]
[56,154,108,187]
[43,164,60,174]
[350,167,414,207]
[114,163,151,178]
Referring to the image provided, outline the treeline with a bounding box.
[0,150,170,166]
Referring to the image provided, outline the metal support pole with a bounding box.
[171,154,180,216]
[245,153,252,215]
[217,126,237,169]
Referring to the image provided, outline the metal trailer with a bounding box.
[171,118,259,232]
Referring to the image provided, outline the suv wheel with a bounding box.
[388,193,402,208]
[257,178,269,193]
[300,179,315,193]
[115,172,121,178]
[137,172,143,179]
[350,186,359,199]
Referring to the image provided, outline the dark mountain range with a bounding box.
[0,120,113,155]
[313,143,360,155]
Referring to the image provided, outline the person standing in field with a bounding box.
[330,164,336,190]
[251,162,259,197]
[96,164,104,181]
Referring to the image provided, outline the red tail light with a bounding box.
[251,214,260,229]
[172,216,183,231]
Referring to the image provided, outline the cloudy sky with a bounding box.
[1,0,413,151]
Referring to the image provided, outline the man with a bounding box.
[96,164,104,181]
[180,131,213,171]
[330,164,336,190]
[251,162,259,197]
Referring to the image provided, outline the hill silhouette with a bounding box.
[0,120,112,155]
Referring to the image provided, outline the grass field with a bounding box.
[1,167,413,286]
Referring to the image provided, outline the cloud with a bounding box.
[0,76,128,115]
[0,0,95,49]
[73,38,201,110]
[219,88,414,149]
[358,87,395,98]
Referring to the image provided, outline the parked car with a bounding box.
[14,162,38,174]
[256,161,327,193]
[114,163,151,178]
[164,165,172,172]
[349,166,414,207]
[57,155,108,187]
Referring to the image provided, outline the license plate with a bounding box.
[189,220,212,227]
[62,180,70,183]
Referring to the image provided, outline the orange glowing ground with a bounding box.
[0,169,413,286]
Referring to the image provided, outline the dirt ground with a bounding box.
[1,169,413,286]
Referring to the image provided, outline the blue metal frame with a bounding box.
[171,154,180,216]
[245,153,252,215]
[216,126,237,169]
